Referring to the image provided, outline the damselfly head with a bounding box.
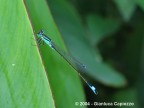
[37,29,44,37]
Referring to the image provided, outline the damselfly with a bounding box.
[36,30,98,95]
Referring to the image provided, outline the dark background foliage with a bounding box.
[48,0,144,107]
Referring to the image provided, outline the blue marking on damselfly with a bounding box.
[36,29,98,95]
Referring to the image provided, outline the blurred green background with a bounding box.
[47,0,144,107]
[46,0,144,107]
[1,0,144,108]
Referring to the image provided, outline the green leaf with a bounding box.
[135,0,144,11]
[48,0,127,87]
[114,0,136,21]
[24,0,86,108]
[86,15,121,45]
[0,0,55,108]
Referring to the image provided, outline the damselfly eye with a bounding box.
[37,29,44,35]
[40,30,44,35]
